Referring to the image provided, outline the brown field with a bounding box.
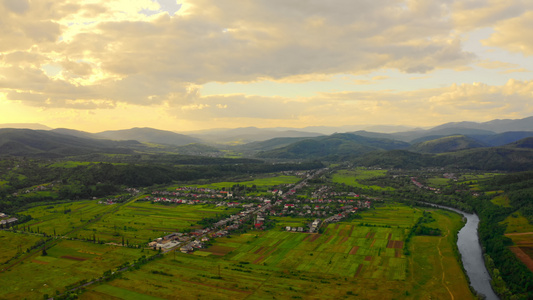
[349,246,359,255]
[387,240,404,249]
[31,259,49,265]
[308,234,321,242]
[509,247,533,272]
[61,255,88,261]
[505,232,533,272]
[354,264,364,277]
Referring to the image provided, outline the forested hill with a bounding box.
[257,133,410,160]
[409,135,486,153]
[0,129,139,158]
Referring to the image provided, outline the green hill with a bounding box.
[0,129,137,158]
[410,135,487,153]
[257,133,410,160]
[504,137,533,149]
[96,127,200,146]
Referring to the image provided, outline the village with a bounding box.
[144,169,374,254]
[0,212,18,228]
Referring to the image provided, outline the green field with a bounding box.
[18,200,113,237]
[0,239,144,300]
[491,195,511,208]
[502,212,533,234]
[184,175,301,190]
[80,203,473,299]
[80,201,239,244]
[408,209,473,299]
[331,169,395,191]
[0,231,43,264]
[427,177,451,187]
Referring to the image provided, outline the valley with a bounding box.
[1,117,533,299]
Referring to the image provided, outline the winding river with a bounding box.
[425,203,499,300]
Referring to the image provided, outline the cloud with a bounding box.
[452,0,529,31]
[0,0,477,109]
[482,10,533,55]
[476,59,518,69]
[157,79,533,127]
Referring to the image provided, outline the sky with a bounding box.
[1,0,533,133]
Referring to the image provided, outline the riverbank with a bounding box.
[424,203,499,300]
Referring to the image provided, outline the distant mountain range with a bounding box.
[0,123,52,130]
[1,116,533,170]
[182,127,324,144]
[0,129,139,158]
[95,127,200,146]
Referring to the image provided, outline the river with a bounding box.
[425,203,499,300]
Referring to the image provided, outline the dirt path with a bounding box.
[437,229,454,300]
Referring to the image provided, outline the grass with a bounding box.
[491,195,511,208]
[0,239,144,300]
[427,177,451,187]
[80,201,240,244]
[501,211,533,234]
[188,175,301,190]
[17,200,113,237]
[0,231,43,264]
[407,209,474,299]
[48,161,94,168]
[80,203,473,300]
[332,169,395,191]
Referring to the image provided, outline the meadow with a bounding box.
[79,201,240,244]
[331,169,395,191]
[502,211,533,234]
[175,174,301,191]
[0,231,43,264]
[17,200,113,237]
[0,239,144,300]
[80,203,474,299]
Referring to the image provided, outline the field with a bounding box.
[407,209,473,299]
[0,231,43,264]
[80,201,240,244]
[501,211,533,234]
[491,195,511,207]
[502,212,533,273]
[185,175,301,190]
[18,200,113,237]
[331,169,394,191]
[80,203,474,299]
[0,239,144,300]
[427,177,451,187]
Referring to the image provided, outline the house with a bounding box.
[180,245,193,253]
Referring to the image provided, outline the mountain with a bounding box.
[354,146,533,171]
[430,116,533,133]
[505,137,533,149]
[96,127,200,146]
[470,131,533,147]
[0,129,139,157]
[237,137,315,151]
[184,127,323,144]
[394,127,495,142]
[409,135,487,153]
[257,133,410,160]
[354,150,433,169]
[51,128,101,140]
[0,123,52,130]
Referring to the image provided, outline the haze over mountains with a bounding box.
[1,116,533,170]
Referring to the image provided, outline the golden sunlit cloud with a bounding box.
[0,0,532,131]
